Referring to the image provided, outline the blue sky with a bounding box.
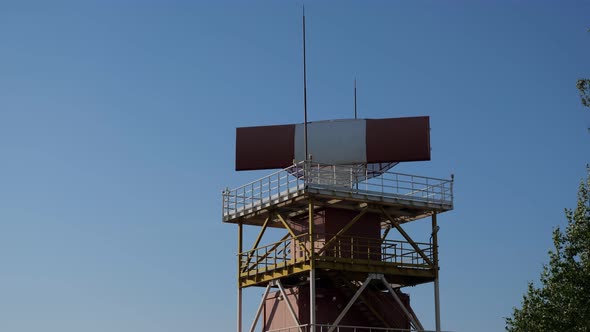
[1,1,589,332]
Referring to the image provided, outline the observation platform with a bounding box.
[238,232,436,288]
[223,161,454,289]
[222,161,453,227]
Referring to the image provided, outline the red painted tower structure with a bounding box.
[222,117,454,332]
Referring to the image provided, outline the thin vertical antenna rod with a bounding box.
[303,7,309,160]
[354,78,357,119]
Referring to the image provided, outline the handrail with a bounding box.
[239,233,433,276]
[306,161,451,183]
[239,233,310,274]
[223,161,453,220]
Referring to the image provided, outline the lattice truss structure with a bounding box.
[223,160,454,332]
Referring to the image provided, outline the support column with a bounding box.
[432,213,441,332]
[237,222,243,332]
[249,284,272,332]
[237,288,242,332]
[381,275,424,331]
[310,268,316,332]
[308,198,316,332]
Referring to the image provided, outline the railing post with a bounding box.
[287,170,291,195]
[302,161,306,188]
[265,247,268,273]
[237,222,243,332]
[316,163,320,184]
[333,165,336,185]
[255,182,259,205]
[222,191,226,217]
[432,213,441,332]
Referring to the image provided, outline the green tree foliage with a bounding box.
[577,79,590,108]
[506,169,590,332]
[578,30,590,109]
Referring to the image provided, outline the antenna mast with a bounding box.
[303,7,309,160]
[354,78,357,119]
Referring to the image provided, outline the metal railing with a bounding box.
[267,324,451,332]
[316,234,433,267]
[307,163,453,203]
[223,162,307,219]
[239,234,310,276]
[239,233,433,276]
[223,161,453,220]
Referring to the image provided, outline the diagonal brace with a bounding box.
[379,207,433,266]
[249,283,272,332]
[242,215,271,272]
[246,233,290,272]
[276,212,310,256]
[275,280,302,332]
[380,275,424,331]
[339,277,391,328]
[328,274,375,332]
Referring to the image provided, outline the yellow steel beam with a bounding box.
[379,207,433,267]
[316,253,432,269]
[241,215,271,272]
[315,260,435,279]
[251,215,270,250]
[239,262,312,287]
[276,212,310,256]
[317,207,369,255]
[246,233,290,272]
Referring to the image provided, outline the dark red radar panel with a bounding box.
[235,116,430,171]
